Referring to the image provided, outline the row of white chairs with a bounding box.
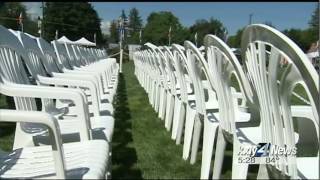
[0,25,119,179]
[133,24,319,179]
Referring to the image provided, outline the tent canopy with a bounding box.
[75,37,96,46]
[57,36,75,44]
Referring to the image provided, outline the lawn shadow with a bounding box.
[112,73,143,179]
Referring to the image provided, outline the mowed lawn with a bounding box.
[111,61,203,179]
[0,60,311,179]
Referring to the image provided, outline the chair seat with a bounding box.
[88,101,114,116]
[297,156,319,179]
[0,140,109,179]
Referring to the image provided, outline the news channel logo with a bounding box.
[237,143,297,164]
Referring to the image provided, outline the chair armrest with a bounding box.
[0,82,91,141]
[52,71,102,94]
[0,110,66,179]
[52,71,105,98]
[38,75,100,117]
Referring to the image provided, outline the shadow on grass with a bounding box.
[112,73,143,179]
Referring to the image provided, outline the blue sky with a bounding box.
[24,2,317,36]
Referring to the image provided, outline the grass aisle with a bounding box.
[112,61,202,179]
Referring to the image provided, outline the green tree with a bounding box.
[128,7,142,44]
[308,4,319,42]
[189,18,226,45]
[43,2,104,46]
[121,9,127,20]
[109,20,119,43]
[144,11,188,45]
[227,28,244,48]
[282,28,312,52]
[0,2,38,36]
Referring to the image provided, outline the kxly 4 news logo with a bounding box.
[237,143,297,164]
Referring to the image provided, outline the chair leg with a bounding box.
[165,94,174,131]
[175,103,186,145]
[158,88,164,120]
[200,121,219,179]
[155,86,160,113]
[190,116,203,164]
[182,106,196,160]
[212,128,227,179]
[159,89,166,120]
[232,141,249,179]
[149,82,155,106]
[257,164,270,179]
[171,98,182,140]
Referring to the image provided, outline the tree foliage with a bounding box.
[43,2,104,45]
[282,5,319,52]
[308,4,319,42]
[128,7,142,44]
[189,18,226,45]
[109,20,119,43]
[282,28,314,52]
[0,2,38,36]
[143,11,189,45]
[227,28,244,48]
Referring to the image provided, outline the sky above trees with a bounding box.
[23,2,317,36]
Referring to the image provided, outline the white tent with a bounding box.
[74,37,96,46]
[57,36,75,44]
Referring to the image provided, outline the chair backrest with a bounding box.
[204,34,257,134]
[71,44,86,66]
[146,43,170,91]
[171,44,191,104]
[0,25,47,133]
[241,24,319,178]
[37,37,63,75]
[162,46,179,95]
[15,31,49,79]
[184,40,213,115]
[64,43,80,67]
[0,26,37,110]
[51,40,73,70]
[16,31,59,113]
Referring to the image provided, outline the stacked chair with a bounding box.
[133,24,319,179]
[0,25,119,179]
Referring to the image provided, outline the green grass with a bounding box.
[112,61,202,178]
[0,94,15,152]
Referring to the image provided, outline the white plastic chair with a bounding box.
[203,34,256,179]
[241,24,319,179]
[38,38,116,114]
[0,26,113,150]
[13,30,115,143]
[144,43,169,121]
[52,41,117,103]
[182,41,223,164]
[0,109,109,179]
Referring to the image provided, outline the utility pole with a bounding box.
[37,16,42,37]
[249,13,253,25]
[18,12,23,32]
[118,16,125,73]
[139,29,142,44]
[168,26,172,46]
[41,1,44,37]
[194,32,198,47]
